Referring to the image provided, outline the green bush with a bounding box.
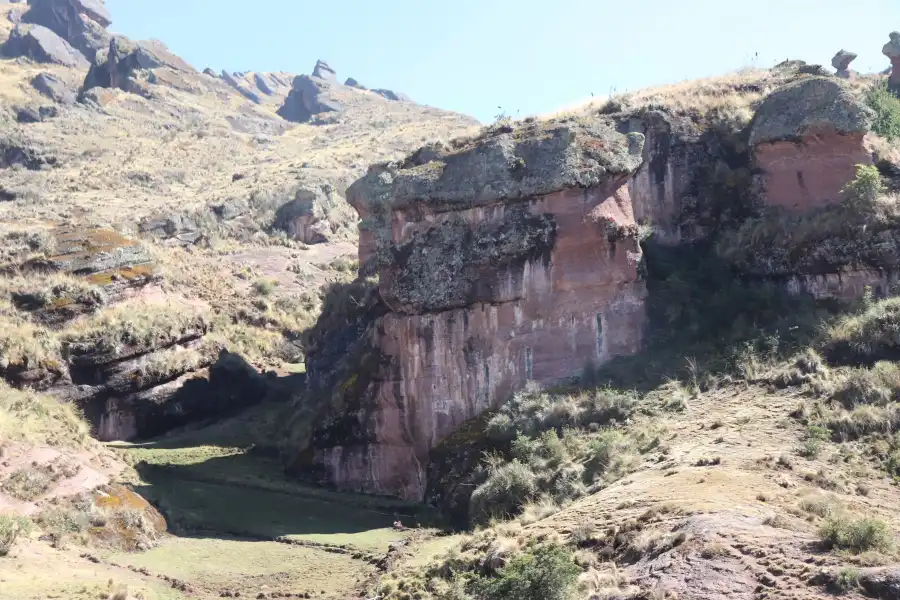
[470,543,580,600]
[841,164,887,209]
[866,80,900,140]
[469,461,537,524]
[0,514,32,556]
[819,515,894,554]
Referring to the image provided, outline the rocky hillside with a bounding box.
[7,2,900,599]
[0,0,478,443]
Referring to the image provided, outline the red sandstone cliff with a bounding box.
[300,119,647,500]
[298,68,890,501]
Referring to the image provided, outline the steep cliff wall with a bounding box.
[300,119,647,500]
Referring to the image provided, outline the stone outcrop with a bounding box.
[23,0,111,59]
[277,73,343,123]
[884,32,900,94]
[831,49,857,79]
[81,35,195,98]
[2,23,88,67]
[219,70,261,104]
[311,59,336,81]
[272,180,348,244]
[749,77,873,212]
[299,118,647,500]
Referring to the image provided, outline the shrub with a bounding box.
[1,466,54,501]
[835,567,861,592]
[35,506,90,548]
[251,278,277,296]
[831,362,900,408]
[0,514,31,556]
[866,80,900,141]
[824,297,900,365]
[469,461,537,524]
[819,515,894,554]
[470,543,580,600]
[842,164,887,209]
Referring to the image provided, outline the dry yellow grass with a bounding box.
[0,381,89,448]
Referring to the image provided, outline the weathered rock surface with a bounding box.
[138,213,203,247]
[2,23,88,67]
[300,118,647,500]
[31,71,77,104]
[831,49,857,78]
[371,88,410,102]
[81,35,195,98]
[272,180,347,244]
[22,0,111,59]
[884,31,900,93]
[311,59,336,81]
[749,77,873,212]
[277,74,343,123]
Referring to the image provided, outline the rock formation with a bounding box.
[277,73,343,123]
[831,49,857,79]
[2,23,88,67]
[81,35,195,98]
[31,72,76,104]
[749,76,873,212]
[272,181,344,244]
[23,0,112,59]
[884,32,900,93]
[219,69,262,103]
[299,119,647,500]
[312,59,337,81]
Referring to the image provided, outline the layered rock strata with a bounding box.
[302,119,648,500]
[749,76,873,212]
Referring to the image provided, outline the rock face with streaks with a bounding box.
[749,76,873,212]
[298,118,648,500]
[23,0,112,59]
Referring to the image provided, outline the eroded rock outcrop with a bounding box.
[2,23,88,67]
[299,119,647,500]
[831,49,857,79]
[81,35,195,98]
[22,0,111,59]
[749,76,873,212]
[884,32,900,94]
[277,73,343,123]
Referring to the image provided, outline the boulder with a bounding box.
[750,76,873,212]
[31,72,76,104]
[2,23,88,67]
[23,0,112,58]
[272,186,333,244]
[15,106,41,123]
[212,198,248,220]
[831,49,857,79]
[311,59,336,81]
[884,31,900,94]
[299,118,647,500]
[138,213,202,246]
[276,74,343,123]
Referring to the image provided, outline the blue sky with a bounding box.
[106,0,899,123]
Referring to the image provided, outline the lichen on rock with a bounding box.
[749,77,873,146]
[381,206,557,313]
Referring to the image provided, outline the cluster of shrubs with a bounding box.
[468,386,663,525]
